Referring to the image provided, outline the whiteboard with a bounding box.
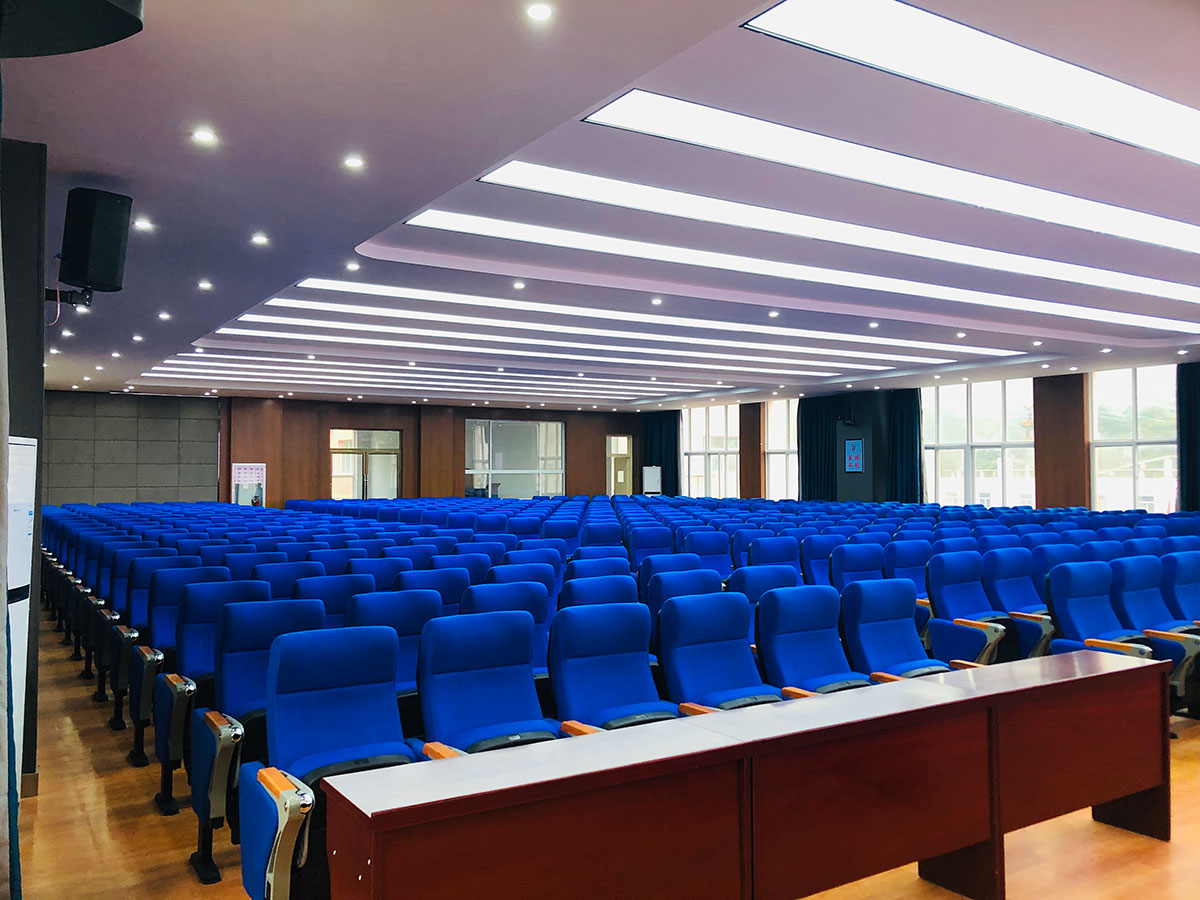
[642,466,662,495]
[7,437,37,597]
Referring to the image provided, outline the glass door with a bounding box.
[606,435,633,496]
[330,429,401,499]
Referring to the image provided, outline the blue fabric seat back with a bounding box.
[474,513,507,533]
[549,603,666,724]
[346,556,414,592]
[977,534,1021,553]
[432,528,474,543]
[345,590,442,692]
[801,534,847,586]
[541,519,580,553]
[1061,530,1098,546]
[927,551,990,619]
[1020,533,1063,550]
[748,536,800,571]
[1047,561,1126,642]
[217,599,325,719]
[397,567,472,616]
[1164,536,1200,554]
[1080,540,1123,562]
[223,551,287,582]
[178,580,271,679]
[1110,556,1173,630]
[461,541,507,566]
[573,545,629,561]
[731,529,774,568]
[1031,543,1082,601]
[682,531,733,580]
[727,565,799,606]
[931,537,979,555]
[418,610,543,746]
[305,547,368,577]
[503,549,563,577]
[757,586,864,690]
[127,554,200,629]
[431,552,490,585]
[94,538,153,598]
[1132,525,1168,539]
[637,553,701,600]
[829,543,885,592]
[822,525,859,538]
[410,536,458,556]
[1122,537,1163,558]
[146,565,230,648]
[840,579,927,674]
[559,574,638,608]
[267,626,408,776]
[383,544,437,569]
[251,561,325,600]
[344,538,395,558]
[646,569,723,635]
[506,516,541,538]
[564,557,631,581]
[275,541,331,563]
[1163,551,1200,620]
[316,533,352,550]
[176,538,226,556]
[516,538,569,565]
[847,532,890,547]
[581,522,624,546]
[111,547,178,612]
[629,526,674,568]
[1097,526,1135,542]
[292,573,375,627]
[445,512,477,530]
[981,548,1042,613]
[461,582,551,668]
[659,592,771,704]
[487,562,557,600]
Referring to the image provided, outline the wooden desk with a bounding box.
[324,653,1169,900]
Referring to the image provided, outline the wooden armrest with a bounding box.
[561,720,601,736]
[1084,638,1145,655]
[781,686,818,699]
[953,618,999,632]
[870,672,905,683]
[257,766,296,798]
[1008,610,1050,622]
[422,741,464,759]
[164,673,190,689]
[1143,629,1199,643]
[678,702,718,716]
[203,710,231,729]
[950,659,984,669]
[750,643,757,653]
[915,598,931,608]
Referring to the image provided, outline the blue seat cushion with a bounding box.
[445,718,560,753]
[586,699,679,729]
[698,685,783,709]
[289,739,418,782]
[797,671,873,693]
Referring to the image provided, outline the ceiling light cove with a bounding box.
[584,90,1200,254]
[405,210,1200,334]
[481,161,1200,304]
[746,0,1200,168]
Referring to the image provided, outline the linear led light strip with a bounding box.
[237,313,884,370]
[264,297,894,370]
[747,0,1200,168]
[406,210,1200,335]
[214,326,843,377]
[482,160,1200,305]
[298,276,995,359]
[177,352,713,389]
[144,369,646,400]
[157,360,681,396]
[584,90,1200,254]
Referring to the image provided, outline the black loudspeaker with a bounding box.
[59,187,132,293]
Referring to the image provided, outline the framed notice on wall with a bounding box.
[844,439,864,473]
[232,463,267,506]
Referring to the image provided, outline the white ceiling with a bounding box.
[11,0,1200,409]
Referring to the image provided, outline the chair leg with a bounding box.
[128,721,149,767]
[188,821,222,884]
[154,760,179,816]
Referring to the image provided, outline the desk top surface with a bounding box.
[925,651,1165,698]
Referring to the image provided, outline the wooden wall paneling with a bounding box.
[419,406,456,497]
[739,402,764,499]
[228,398,285,507]
[1033,374,1091,508]
[217,398,231,503]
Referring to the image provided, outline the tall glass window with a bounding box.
[464,419,565,498]
[921,378,1035,506]
[764,398,799,501]
[1090,366,1177,512]
[680,404,740,498]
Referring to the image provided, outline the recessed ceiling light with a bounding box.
[110,351,121,358]
[82,376,91,382]
[287,392,294,396]
[772,391,778,396]
[933,374,941,380]
[357,394,364,399]
[132,217,155,232]
[251,232,270,246]
[75,305,90,314]
[408,211,1200,334]
[651,296,663,306]
[868,321,879,329]
[526,3,553,21]
[768,310,780,318]
[124,387,131,392]
[651,376,657,381]
[592,405,598,409]
[1040,363,1051,369]
[132,334,143,342]
[1032,340,1043,347]
[873,385,881,390]
[345,261,360,272]
[799,393,805,397]
[845,383,853,388]
[584,90,1200,255]
[347,397,353,401]
[158,311,172,320]
[198,279,213,291]
[49,348,60,355]
[1101,348,1113,353]
[307,354,316,360]
[962,377,969,382]
[956,332,967,339]
[1179,349,1190,355]
[484,400,490,405]
[62,329,73,337]
[716,381,723,385]
[278,394,284,399]
[497,367,504,372]
[409,361,416,366]
[94,365,103,371]
[513,280,526,290]
[191,126,218,146]
[747,0,1200,169]
[579,406,585,410]
[71,384,79,390]
[1070,366,1079,371]
[343,154,365,170]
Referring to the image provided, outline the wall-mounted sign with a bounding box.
[845,439,864,473]
[232,463,266,506]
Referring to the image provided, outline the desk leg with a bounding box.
[918,835,1005,900]
[1092,783,1170,841]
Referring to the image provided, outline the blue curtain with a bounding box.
[799,396,838,500]
[1179,362,1200,511]
[886,388,923,503]
[642,410,681,496]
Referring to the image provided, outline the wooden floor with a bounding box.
[18,609,1200,900]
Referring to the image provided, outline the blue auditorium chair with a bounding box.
[1079,540,1123,562]
[1031,543,1081,601]
[727,565,798,640]
[305,548,368,577]
[927,551,1043,660]
[1164,536,1200,554]
[344,538,395,558]
[462,581,553,671]
[1123,537,1164,558]
[564,557,631,580]
[516,538,569,565]
[658,592,783,709]
[800,534,846,586]
[1163,552,1200,622]
[396,568,471,617]
[275,541,331,563]
[977,534,1021,553]
[756,586,871,694]
[419,610,559,752]
[430,552,490,585]
[841,579,958,679]
[731,528,774,568]
[458,540,507,567]
[559,574,638,608]
[637,553,700,602]
[410,536,458,556]
[486,562,557,606]
[829,543,884,593]
[541,519,580,554]
[1061,529,1098,546]
[292,573,375,627]
[931,537,978,555]
[252,561,325,600]
[345,590,442,692]
[549,603,678,729]
[224,551,288,581]
[748,536,801,579]
[581,522,624,547]
[573,545,629,561]
[683,530,733,580]
[982,547,1048,619]
[1111,556,1200,640]
[645,569,723,640]
[628,526,674,569]
[346,556,414,592]
[1021,533,1062,551]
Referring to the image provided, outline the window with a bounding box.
[681,404,740,497]
[764,398,799,501]
[1090,366,1177,512]
[921,378,1035,506]
[465,419,564,499]
[330,429,401,500]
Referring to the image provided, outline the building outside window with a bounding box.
[764,398,799,501]
[681,404,740,497]
[921,378,1035,506]
[1090,365,1177,513]
[465,419,564,498]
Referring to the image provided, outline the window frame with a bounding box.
[464,418,566,498]
[1089,365,1177,513]
[680,404,741,498]
[763,397,799,501]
